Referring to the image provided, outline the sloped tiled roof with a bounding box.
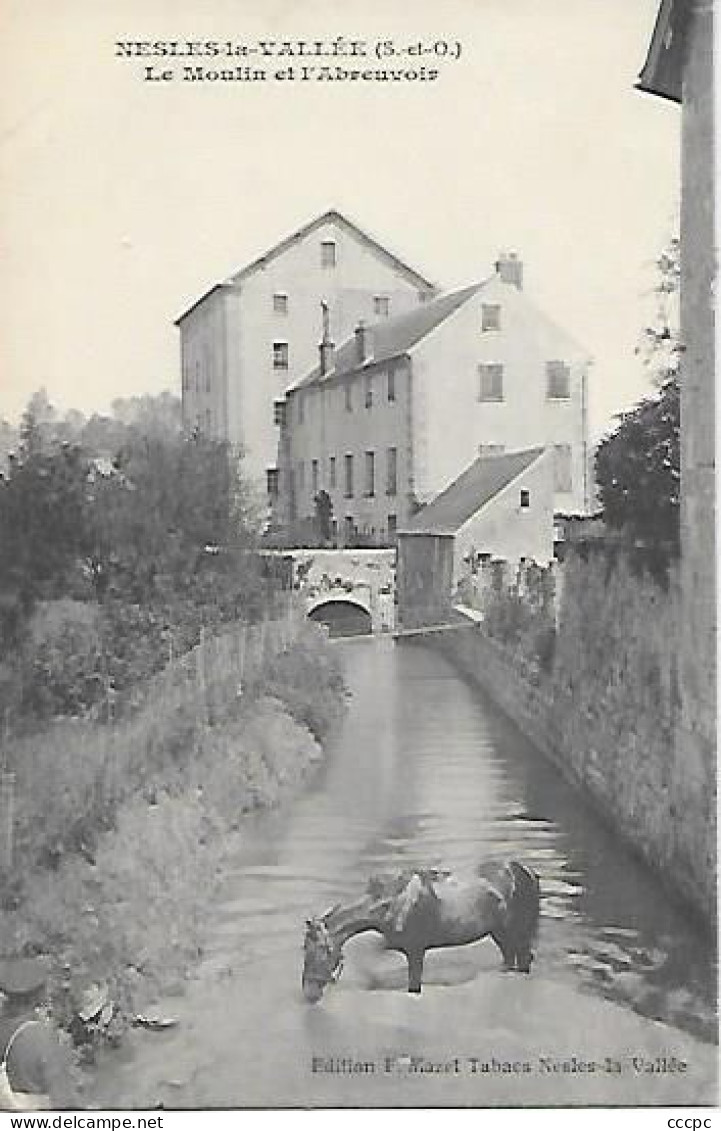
[293,281,486,390]
[175,209,436,324]
[400,447,546,536]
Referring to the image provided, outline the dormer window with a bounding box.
[321,240,336,268]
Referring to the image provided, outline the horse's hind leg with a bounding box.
[406,950,425,994]
[515,946,534,974]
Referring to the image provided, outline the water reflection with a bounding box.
[91,635,718,1111]
[228,638,717,1042]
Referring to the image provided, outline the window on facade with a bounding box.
[273,341,289,370]
[387,368,396,403]
[387,514,397,539]
[546,360,571,399]
[297,394,304,424]
[329,456,337,488]
[297,461,306,492]
[553,444,573,492]
[373,295,390,318]
[478,443,505,457]
[365,374,373,409]
[312,459,319,495]
[345,382,353,412]
[344,516,354,542]
[520,489,530,509]
[478,364,504,401]
[266,468,279,498]
[321,240,336,268]
[273,293,288,315]
[482,304,501,332]
[386,447,397,496]
[273,400,287,427]
[365,451,375,497]
[288,468,296,520]
[205,409,212,432]
[344,454,354,498]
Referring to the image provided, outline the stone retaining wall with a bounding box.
[432,617,714,929]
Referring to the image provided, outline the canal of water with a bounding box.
[91,635,717,1109]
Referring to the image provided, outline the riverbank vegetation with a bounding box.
[1,618,345,1021]
[0,391,347,1053]
[475,552,677,734]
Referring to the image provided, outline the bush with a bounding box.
[19,600,107,719]
[480,566,556,678]
[260,629,347,741]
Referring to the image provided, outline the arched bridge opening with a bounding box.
[308,599,373,638]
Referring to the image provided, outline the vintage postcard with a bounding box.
[0,0,716,1117]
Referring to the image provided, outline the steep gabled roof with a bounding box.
[637,0,690,102]
[173,283,232,327]
[399,447,546,536]
[175,209,436,325]
[292,281,486,391]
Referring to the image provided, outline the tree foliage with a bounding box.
[594,240,681,560]
[595,377,680,555]
[0,391,270,723]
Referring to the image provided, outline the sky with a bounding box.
[0,0,680,441]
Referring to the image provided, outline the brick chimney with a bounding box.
[495,250,523,289]
[355,320,372,364]
[319,300,334,375]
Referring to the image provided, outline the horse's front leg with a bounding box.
[406,950,425,994]
[490,929,515,971]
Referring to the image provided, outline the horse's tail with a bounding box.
[504,861,540,968]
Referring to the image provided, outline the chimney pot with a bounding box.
[319,340,335,376]
[319,300,334,375]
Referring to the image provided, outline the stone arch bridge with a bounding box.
[261,548,396,635]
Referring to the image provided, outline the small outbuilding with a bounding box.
[396,447,553,628]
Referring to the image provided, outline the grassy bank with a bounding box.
[0,615,346,1042]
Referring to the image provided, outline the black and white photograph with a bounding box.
[0,0,716,1117]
